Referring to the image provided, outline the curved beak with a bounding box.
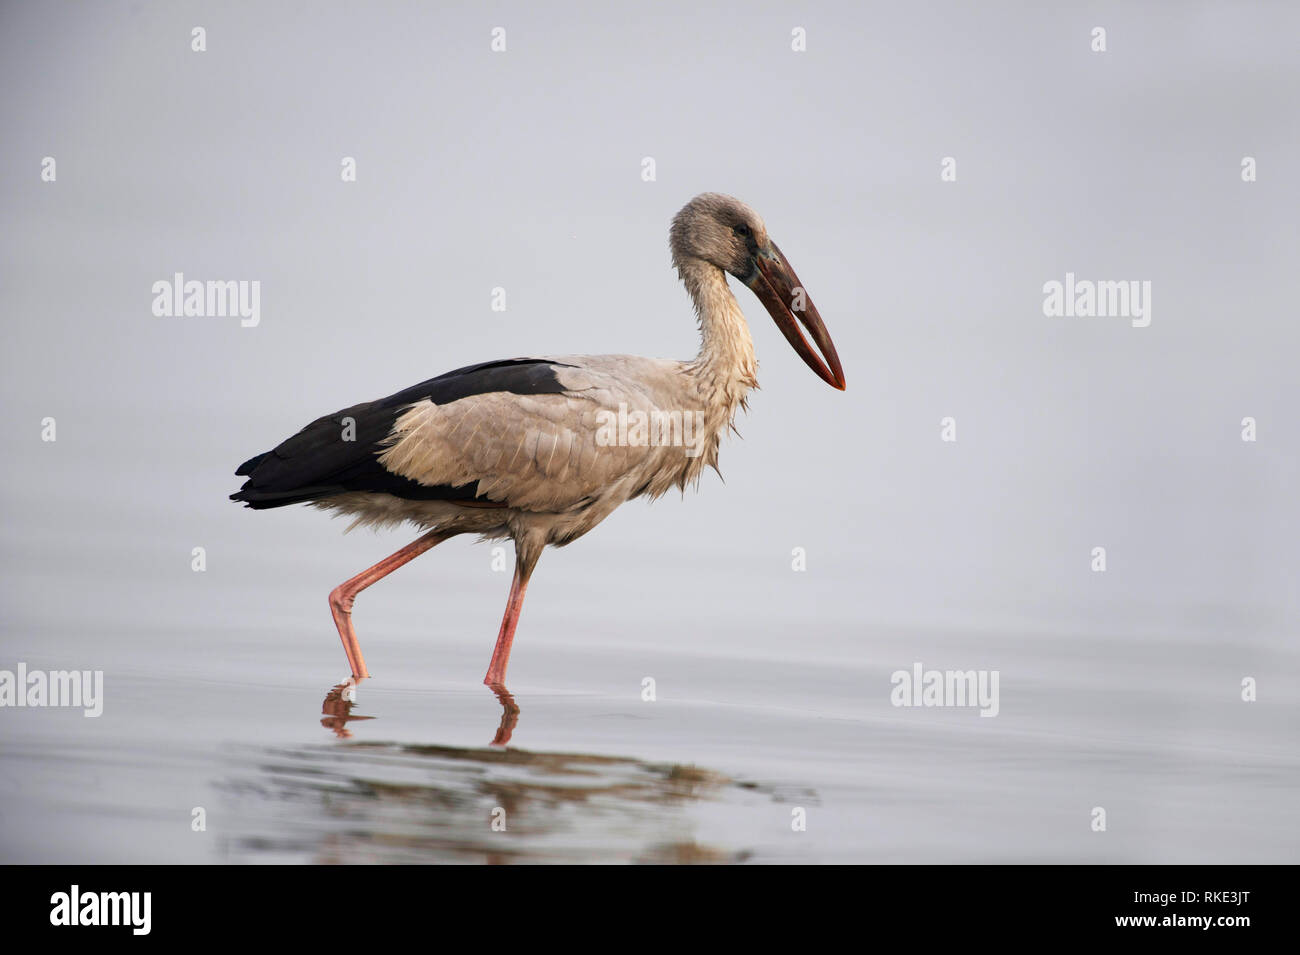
[744,242,846,390]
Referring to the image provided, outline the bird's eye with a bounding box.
[734,223,752,238]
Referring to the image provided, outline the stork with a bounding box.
[231,193,845,687]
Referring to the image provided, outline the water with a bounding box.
[3,553,1296,863]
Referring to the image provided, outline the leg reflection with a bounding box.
[487,682,520,747]
[320,677,374,738]
[320,678,520,745]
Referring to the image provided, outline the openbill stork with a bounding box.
[231,193,845,686]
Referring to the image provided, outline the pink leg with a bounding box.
[328,529,457,678]
[483,548,540,686]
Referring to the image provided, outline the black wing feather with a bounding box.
[230,358,572,509]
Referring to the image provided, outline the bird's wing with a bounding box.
[232,356,702,512]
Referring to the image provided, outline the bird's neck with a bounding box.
[680,260,758,415]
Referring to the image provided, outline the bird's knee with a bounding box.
[329,586,355,615]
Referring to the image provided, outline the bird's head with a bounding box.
[670,193,845,390]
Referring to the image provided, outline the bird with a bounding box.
[231,193,845,687]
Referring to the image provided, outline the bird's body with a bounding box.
[232,194,843,686]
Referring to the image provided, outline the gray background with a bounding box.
[1,1,1296,863]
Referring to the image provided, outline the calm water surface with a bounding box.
[3,546,1296,864]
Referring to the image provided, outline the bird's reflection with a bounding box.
[320,678,521,745]
[280,678,815,862]
[218,735,766,864]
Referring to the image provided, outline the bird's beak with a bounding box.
[745,242,846,390]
